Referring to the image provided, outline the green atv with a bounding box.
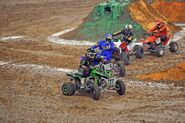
[62,66,126,100]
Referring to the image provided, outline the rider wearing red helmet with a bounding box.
[150,20,167,42]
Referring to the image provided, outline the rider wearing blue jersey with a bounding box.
[89,34,116,62]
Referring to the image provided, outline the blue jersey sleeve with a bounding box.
[91,40,104,50]
[91,42,99,50]
[91,44,98,50]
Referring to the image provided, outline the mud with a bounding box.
[0,0,185,123]
[137,62,185,84]
[1,63,185,123]
[152,0,185,23]
[128,0,181,33]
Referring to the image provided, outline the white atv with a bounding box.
[114,38,143,65]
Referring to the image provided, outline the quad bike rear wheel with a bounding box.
[62,82,76,96]
[115,80,126,95]
[135,46,144,59]
[90,84,100,100]
[169,42,178,52]
[156,45,164,57]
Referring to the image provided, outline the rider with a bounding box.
[80,34,115,82]
[149,20,167,42]
[79,55,92,77]
[113,24,134,45]
[88,34,116,63]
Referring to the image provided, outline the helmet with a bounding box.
[105,33,112,42]
[156,20,162,25]
[125,24,133,30]
[156,20,164,26]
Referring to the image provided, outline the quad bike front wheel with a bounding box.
[62,82,76,96]
[156,45,164,57]
[90,84,100,100]
[169,42,178,52]
[135,46,144,59]
[121,52,130,65]
[115,80,126,95]
[116,61,125,77]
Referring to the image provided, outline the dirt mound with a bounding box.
[63,0,181,41]
[62,0,144,41]
[1,1,185,122]
[136,62,185,86]
[152,0,185,23]
[128,0,181,33]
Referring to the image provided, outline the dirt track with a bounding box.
[1,63,185,122]
[0,0,185,122]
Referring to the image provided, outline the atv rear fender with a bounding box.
[66,73,81,82]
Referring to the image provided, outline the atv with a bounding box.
[114,38,143,65]
[79,49,125,77]
[61,66,126,100]
[134,32,178,58]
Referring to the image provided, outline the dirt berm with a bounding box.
[128,0,181,34]
[63,0,181,41]
[152,0,185,23]
[136,62,185,86]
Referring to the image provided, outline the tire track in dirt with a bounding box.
[0,97,9,106]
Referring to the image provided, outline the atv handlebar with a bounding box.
[86,48,101,58]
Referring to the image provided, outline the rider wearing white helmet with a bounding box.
[113,24,134,45]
